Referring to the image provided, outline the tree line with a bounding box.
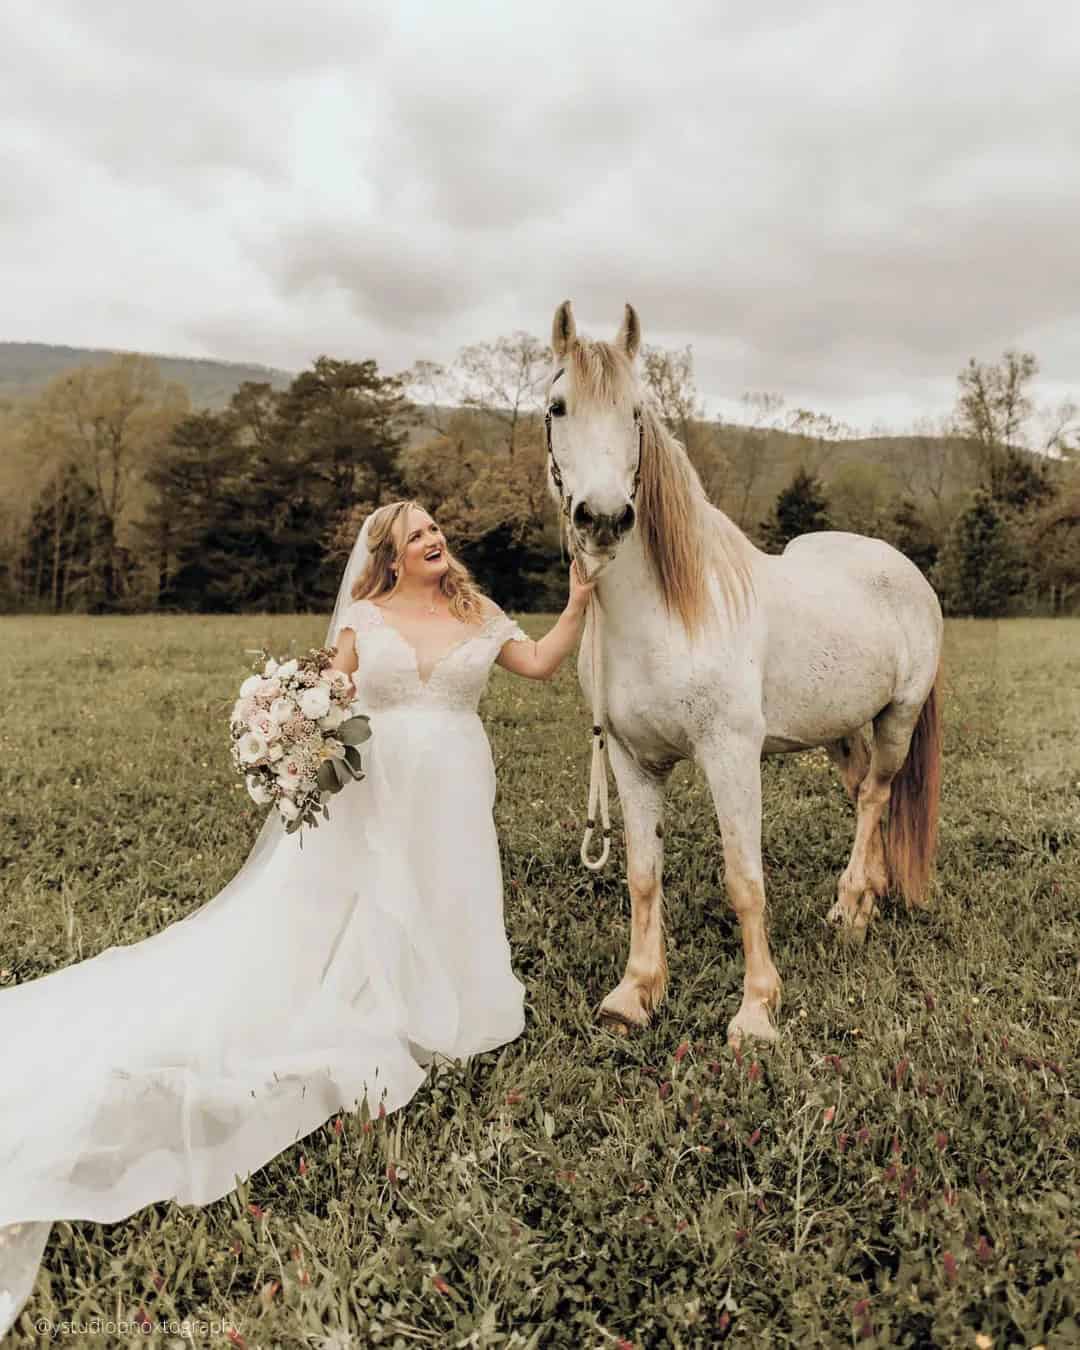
[0,335,1077,618]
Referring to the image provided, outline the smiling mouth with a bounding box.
[424,547,444,561]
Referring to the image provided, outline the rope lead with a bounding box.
[580,596,611,871]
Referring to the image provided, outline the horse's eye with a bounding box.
[549,398,566,418]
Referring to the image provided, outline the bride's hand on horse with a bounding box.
[567,558,597,616]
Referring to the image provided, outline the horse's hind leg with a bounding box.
[827,708,916,941]
[597,737,670,1034]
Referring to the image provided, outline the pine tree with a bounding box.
[883,497,938,577]
[759,467,831,552]
[931,489,1024,616]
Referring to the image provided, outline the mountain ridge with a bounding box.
[0,341,295,410]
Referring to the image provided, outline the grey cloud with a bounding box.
[2,0,1078,428]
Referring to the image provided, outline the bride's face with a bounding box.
[396,507,449,583]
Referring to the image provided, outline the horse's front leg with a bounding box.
[698,737,782,1045]
[597,736,670,1034]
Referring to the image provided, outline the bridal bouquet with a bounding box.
[229,646,371,835]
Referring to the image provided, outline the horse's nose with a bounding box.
[573,501,636,540]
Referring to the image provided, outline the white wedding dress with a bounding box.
[0,598,529,1338]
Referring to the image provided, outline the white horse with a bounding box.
[545,301,943,1044]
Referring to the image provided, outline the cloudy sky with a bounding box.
[3,0,1078,431]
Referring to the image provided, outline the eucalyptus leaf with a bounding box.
[316,761,338,793]
[339,717,372,747]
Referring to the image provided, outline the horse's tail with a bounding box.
[886,671,943,907]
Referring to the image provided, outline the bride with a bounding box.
[0,499,595,1338]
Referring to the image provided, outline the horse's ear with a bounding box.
[552,300,576,358]
[616,303,641,360]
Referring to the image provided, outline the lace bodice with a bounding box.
[338,599,529,713]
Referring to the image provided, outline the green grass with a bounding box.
[1,615,1078,1348]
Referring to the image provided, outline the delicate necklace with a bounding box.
[396,591,440,616]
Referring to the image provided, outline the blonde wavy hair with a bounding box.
[350,500,487,623]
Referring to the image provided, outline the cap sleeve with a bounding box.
[484,607,529,647]
[336,599,379,637]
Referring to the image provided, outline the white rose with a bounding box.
[256,677,281,702]
[246,775,273,804]
[239,674,262,698]
[237,730,269,765]
[263,658,279,677]
[269,743,284,761]
[300,686,331,720]
[276,758,304,790]
[277,659,299,679]
[230,699,249,727]
[248,712,280,742]
[319,705,346,731]
[278,797,300,821]
[269,697,294,725]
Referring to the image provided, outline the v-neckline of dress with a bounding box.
[366,600,488,687]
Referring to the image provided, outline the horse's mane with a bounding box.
[567,339,753,634]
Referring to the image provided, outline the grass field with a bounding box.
[1,614,1078,1348]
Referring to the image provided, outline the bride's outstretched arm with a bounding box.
[495,561,595,682]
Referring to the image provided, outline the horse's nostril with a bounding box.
[616,504,636,535]
[573,502,595,530]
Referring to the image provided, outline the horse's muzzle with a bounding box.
[572,501,636,547]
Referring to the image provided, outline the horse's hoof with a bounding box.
[827,895,877,944]
[727,1000,779,1047]
[597,983,653,1034]
[597,1010,634,1037]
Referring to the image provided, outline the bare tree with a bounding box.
[640,343,727,500]
[1038,397,1080,460]
[783,407,854,477]
[403,359,461,440]
[26,356,187,604]
[725,391,786,528]
[955,350,1039,492]
[456,331,548,458]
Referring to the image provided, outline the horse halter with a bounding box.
[543,374,644,527]
[542,371,644,872]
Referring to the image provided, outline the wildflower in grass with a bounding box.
[942,1251,958,1283]
[433,1275,452,1295]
